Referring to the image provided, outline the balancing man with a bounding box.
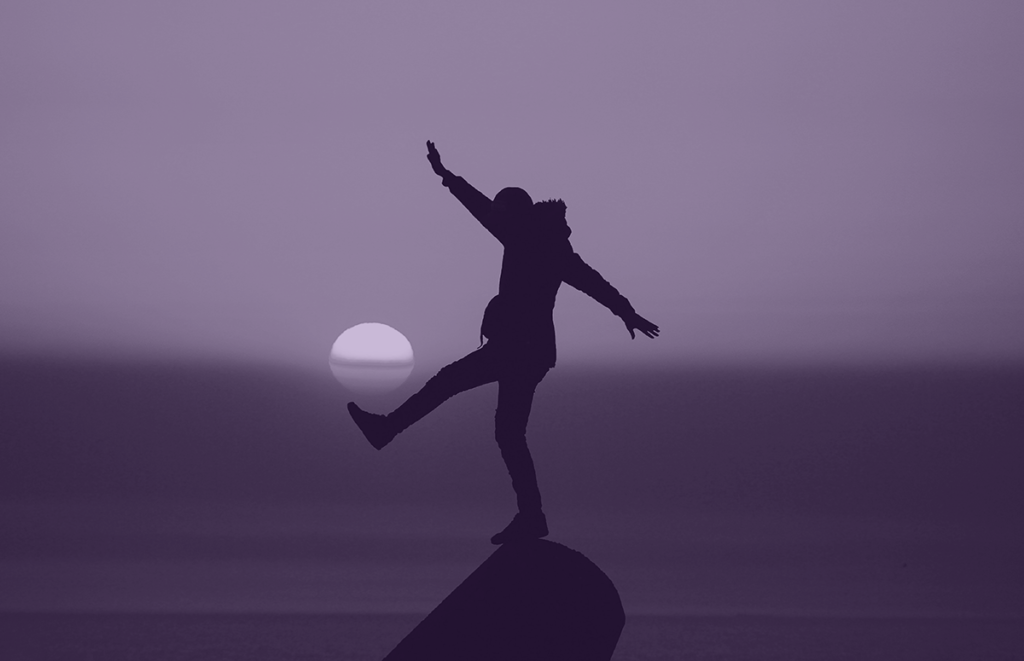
[348,141,659,544]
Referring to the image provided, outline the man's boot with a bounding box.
[348,402,397,450]
[490,509,548,545]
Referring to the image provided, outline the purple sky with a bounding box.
[2,2,1023,370]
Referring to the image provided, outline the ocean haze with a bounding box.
[2,353,1021,616]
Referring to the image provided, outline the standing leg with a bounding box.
[490,366,550,544]
[349,347,498,449]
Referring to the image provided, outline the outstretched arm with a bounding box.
[562,252,660,339]
[426,141,503,241]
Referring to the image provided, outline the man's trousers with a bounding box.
[388,343,550,514]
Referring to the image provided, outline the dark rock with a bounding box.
[384,539,624,661]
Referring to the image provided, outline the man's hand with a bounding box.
[426,140,449,178]
[622,311,660,340]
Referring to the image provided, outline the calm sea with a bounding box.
[1,613,1022,661]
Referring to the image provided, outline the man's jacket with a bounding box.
[442,174,634,369]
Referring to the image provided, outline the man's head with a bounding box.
[491,187,533,220]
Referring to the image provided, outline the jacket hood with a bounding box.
[531,199,571,240]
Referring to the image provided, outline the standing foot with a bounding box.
[490,510,548,545]
[347,402,396,450]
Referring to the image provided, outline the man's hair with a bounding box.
[494,187,533,214]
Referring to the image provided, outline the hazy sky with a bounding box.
[2,1,1022,369]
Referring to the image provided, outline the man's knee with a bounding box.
[432,362,458,383]
[432,357,477,387]
[494,416,528,447]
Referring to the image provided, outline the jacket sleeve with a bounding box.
[562,251,635,318]
[442,173,504,242]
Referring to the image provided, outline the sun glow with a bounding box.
[329,323,414,393]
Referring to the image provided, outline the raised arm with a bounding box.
[562,251,660,339]
[426,141,503,241]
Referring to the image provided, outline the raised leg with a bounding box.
[387,347,498,435]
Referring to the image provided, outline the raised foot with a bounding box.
[347,402,396,450]
[490,510,549,545]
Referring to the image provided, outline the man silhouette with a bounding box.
[349,141,659,544]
